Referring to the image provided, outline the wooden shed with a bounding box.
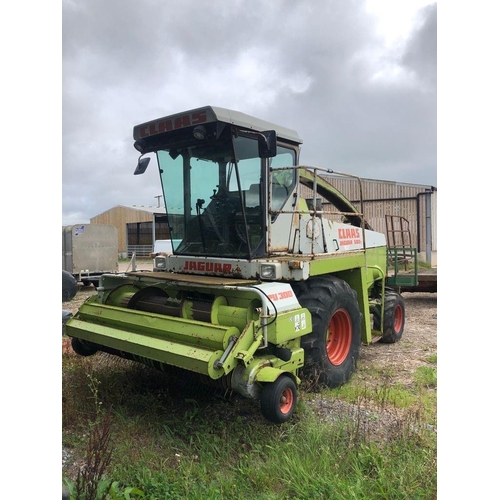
[90,205,167,258]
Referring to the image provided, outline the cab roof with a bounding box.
[133,105,303,145]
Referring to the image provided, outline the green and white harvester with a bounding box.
[65,106,416,423]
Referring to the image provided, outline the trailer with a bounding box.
[62,224,119,286]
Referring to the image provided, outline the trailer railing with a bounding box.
[386,247,418,287]
[127,245,153,257]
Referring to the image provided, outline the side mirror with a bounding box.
[134,157,150,175]
[258,130,277,158]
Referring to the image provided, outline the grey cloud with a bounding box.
[401,3,437,89]
[62,0,436,225]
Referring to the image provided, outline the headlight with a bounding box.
[260,264,277,280]
[154,256,167,270]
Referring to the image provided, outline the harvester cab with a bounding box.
[65,106,415,423]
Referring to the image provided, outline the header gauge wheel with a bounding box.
[260,376,297,424]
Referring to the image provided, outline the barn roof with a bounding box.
[91,204,166,218]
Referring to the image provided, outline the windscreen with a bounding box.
[157,129,265,258]
[157,124,297,259]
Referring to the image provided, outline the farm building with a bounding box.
[90,176,437,266]
[90,205,168,258]
[311,174,437,267]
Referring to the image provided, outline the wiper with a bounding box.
[196,198,207,252]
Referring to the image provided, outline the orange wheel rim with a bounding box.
[394,304,403,332]
[279,387,294,414]
[326,309,352,365]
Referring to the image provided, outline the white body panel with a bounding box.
[252,282,302,313]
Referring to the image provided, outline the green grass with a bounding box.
[387,259,433,273]
[415,366,437,389]
[62,352,437,500]
[425,354,437,364]
[416,260,433,270]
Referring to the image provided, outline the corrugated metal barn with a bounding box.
[90,176,437,265]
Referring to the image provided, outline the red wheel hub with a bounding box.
[394,304,403,332]
[279,388,294,414]
[326,309,352,365]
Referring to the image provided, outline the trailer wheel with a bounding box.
[373,289,405,343]
[260,376,297,424]
[292,276,362,388]
[71,338,99,357]
[62,270,78,302]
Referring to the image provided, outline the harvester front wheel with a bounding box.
[292,276,361,388]
[260,376,297,424]
[373,289,405,343]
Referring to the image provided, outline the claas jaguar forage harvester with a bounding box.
[65,106,416,423]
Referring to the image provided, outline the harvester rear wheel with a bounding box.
[260,376,297,424]
[292,276,361,388]
[373,288,405,343]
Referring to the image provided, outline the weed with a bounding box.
[64,412,114,499]
[415,366,437,389]
[425,353,437,364]
[63,373,145,499]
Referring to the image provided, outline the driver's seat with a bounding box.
[245,184,260,208]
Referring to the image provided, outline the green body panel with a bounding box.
[266,308,313,344]
[73,297,239,349]
[65,286,312,381]
[308,251,366,276]
[256,351,304,382]
[234,349,304,386]
[67,317,225,379]
[335,267,372,344]
[65,297,243,379]
[308,247,386,281]
[308,246,387,344]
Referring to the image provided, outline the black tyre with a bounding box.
[62,270,78,302]
[292,276,362,388]
[260,376,297,424]
[373,288,405,343]
[71,337,99,356]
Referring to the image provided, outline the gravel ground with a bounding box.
[304,290,437,441]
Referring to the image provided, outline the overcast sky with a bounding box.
[62,0,436,226]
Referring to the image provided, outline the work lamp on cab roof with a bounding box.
[193,125,207,140]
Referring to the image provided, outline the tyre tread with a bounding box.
[373,289,405,343]
[292,276,362,388]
